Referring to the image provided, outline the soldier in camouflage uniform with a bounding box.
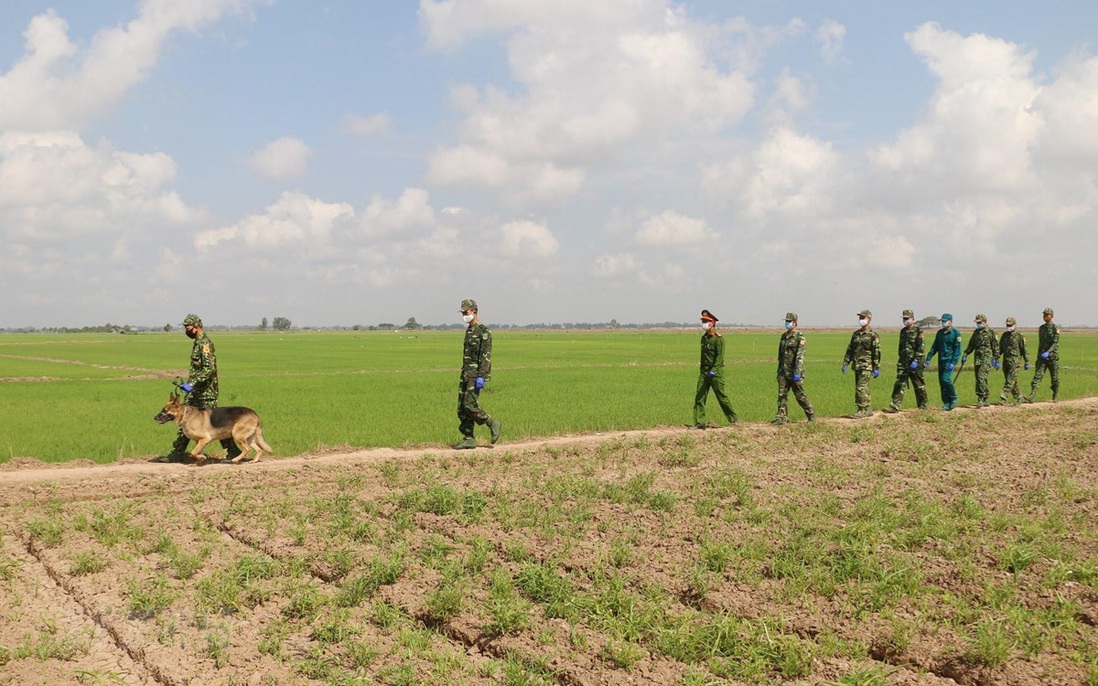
[693,309,738,428]
[887,309,927,412]
[962,313,1000,407]
[165,314,238,460]
[842,309,881,417]
[998,316,1029,405]
[1024,307,1060,403]
[772,312,814,425]
[453,299,502,449]
[925,313,962,411]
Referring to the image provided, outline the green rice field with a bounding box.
[2,328,1096,464]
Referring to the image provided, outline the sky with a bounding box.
[2,1,1097,329]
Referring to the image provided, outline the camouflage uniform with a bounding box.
[926,315,962,410]
[963,314,999,406]
[694,310,738,426]
[998,317,1028,404]
[774,313,813,423]
[842,311,881,416]
[890,309,927,410]
[171,314,229,455]
[457,304,497,442]
[1027,308,1060,401]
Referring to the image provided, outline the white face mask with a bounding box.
[941,320,951,328]
[701,321,712,332]
[858,318,869,327]
[462,313,474,324]
[976,322,984,329]
[1007,325,1015,332]
[784,321,793,331]
[903,318,913,326]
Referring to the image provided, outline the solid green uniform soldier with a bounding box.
[773,312,814,425]
[1025,307,1060,403]
[998,316,1029,404]
[165,314,238,460]
[453,299,502,449]
[692,309,738,428]
[962,313,999,407]
[926,313,962,411]
[887,309,927,412]
[842,309,881,417]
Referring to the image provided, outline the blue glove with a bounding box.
[180,382,194,392]
[910,360,919,370]
[946,363,955,372]
[872,368,880,378]
[793,373,802,383]
[961,355,968,364]
[1041,351,1050,359]
[475,377,485,390]
[924,359,930,369]
[706,370,716,378]
[841,365,847,374]
[992,360,1000,370]
[1024,363,1030,370]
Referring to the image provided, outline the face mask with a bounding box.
[784,321,793,331]
[903,318,913,326]
[858,318,869,327]
[941,321,950,328]
[462,314,474,324]
[185,328,197,339]
[702,322,712,332]
[1007,325,1015,332]
[976,322,984,329]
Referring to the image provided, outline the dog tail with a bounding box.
[255,427,273,454]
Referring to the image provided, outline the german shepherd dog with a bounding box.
[154,393,272,463]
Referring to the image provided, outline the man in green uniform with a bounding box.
[962,313,999,407]
[842,309,881,418]
[454,299,502,449]
[998,316,1029,405]
[773,312,814,425]
[1025,307,1060,403]
[887,309,927,412]
[925,313,962,411]
[165,314,238,461]
[693,309,738,428]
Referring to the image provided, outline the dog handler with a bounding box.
[164,313,238,461]
[453,299,502,449]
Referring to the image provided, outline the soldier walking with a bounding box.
[164,313,238,461]
[962,313,1000,407]
[887,309,927,412]
[998,316,1029,404]
[773,312,814,425]
[693,309,738,428]
[926,313,963,411]
[453,299,502,449]
[1025,307,1060,403]
[842,309,881,418]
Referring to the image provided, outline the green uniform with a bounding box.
[1029,322,1060,400]
[457,322,495,439]
[998,329,1028,403]
[171,332,230,454]
[693,331,737,425]
[775,329,813,421]
[926,327,962,409]
[891,324,927,409]
[843,328,881,414]
[963,326,999,405]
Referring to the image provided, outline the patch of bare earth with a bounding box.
[1,399,1096,685]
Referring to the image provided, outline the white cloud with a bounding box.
[815,20,846,65]
[248,136,312,180]
[591,252,640,278]
[0,1,272,132]
[360,188,436,236]
[195,191,353,251]
[635,209,714,247]
[343,112,391,137]
[500,219,559,257]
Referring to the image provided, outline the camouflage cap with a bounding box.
[974,313,987,323]
[940,313,953,322]
[701,309,718,322]
[460,299,478,312]
[182,313,202,327]
[784,312,798,322]
[1043,307,1054,316]
[902,309,914,318]
[1006,316,1017,326]
[857,309,872,319]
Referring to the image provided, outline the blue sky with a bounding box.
[2,1,1097,328]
